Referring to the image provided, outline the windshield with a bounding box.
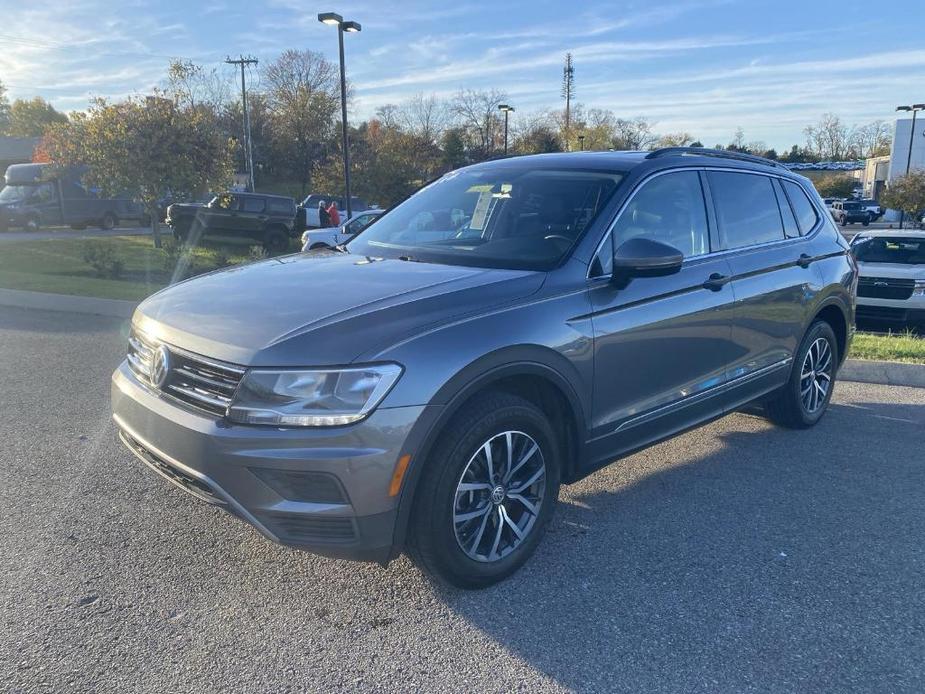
[0,185,34,203]
[346,167,623,270]
[854,237,925,265]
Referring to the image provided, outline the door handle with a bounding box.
[703,273,729,291]
[797,253,813,268]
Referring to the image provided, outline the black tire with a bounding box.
[100,212,117,230]
[263,227,290,254]
[408,391,561,589]
[862,220,870,227]
[765,321,838,429]
[840,217,847,227]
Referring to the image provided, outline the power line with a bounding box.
[225,55,258,192]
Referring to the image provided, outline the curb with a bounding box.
[0,288,137,319]
[840,359,925,388]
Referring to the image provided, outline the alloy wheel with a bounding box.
[800,337,833,414]
[453,430,546,563]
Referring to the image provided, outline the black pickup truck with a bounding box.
[166,192,298,252]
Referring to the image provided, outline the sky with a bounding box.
[0,0,923,149]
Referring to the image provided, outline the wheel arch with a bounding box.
[389,350,588,558]
[810,298,850,366]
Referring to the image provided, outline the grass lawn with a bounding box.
[0,235,261,301]
[850,330,925,364]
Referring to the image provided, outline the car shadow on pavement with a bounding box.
[432,402,925,691]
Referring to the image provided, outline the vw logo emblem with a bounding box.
[150,345,171,390]
[490,485,506,505]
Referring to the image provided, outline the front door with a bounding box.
[588,170,739,465]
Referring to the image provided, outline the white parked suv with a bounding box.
[851,230,925,325]
[301,209,384,251]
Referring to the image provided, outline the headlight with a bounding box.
[913,280,925,297]
[227,363,402,426]
[301,231,310,244]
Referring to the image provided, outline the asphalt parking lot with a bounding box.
[2,305,924,693]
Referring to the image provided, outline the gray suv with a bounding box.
[111,148,856,588]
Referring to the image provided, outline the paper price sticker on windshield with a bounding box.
[470,191,493,230]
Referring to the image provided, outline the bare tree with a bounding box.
[804,113,855,160]
[655,132,696,148]
[165,59,232,111]
[451,88,508,157]
[613,117,658,150]
[397,93,449,144]
[852,120,892,158]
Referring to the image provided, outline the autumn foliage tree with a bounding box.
[42,95,234,247]
[881,171,925,224]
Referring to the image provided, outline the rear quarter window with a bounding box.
[267,198,295,214]
[782,180,820,235]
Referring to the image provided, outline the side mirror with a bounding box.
[612,238,684,279]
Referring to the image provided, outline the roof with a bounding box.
[469,148,791,176]
[0,136,39,162]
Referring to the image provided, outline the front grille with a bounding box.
[127,329,245,416]
[119,430,224,505]
[857,277,915,301]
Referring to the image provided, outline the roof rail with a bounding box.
[645,146,786,169]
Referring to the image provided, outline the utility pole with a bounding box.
[562,52,574,150]
[226,55,258,192]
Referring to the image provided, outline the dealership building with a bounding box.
[863,116,925,202]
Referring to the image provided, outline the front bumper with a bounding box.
[111,361,425,563]
[856,297,925,325]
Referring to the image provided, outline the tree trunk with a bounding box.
[148,202,162,248]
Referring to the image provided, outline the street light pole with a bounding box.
[319,12,361,220]
[497,104,514,155]
[896,104,924,227]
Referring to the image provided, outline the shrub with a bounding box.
[81,241,124,279]
[249,245,269,261]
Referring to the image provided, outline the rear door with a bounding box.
[707,170,819,405]
[237,196,268,240]
[588,169,738,463]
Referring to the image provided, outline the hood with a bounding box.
[858,262,925,280]
[135,252,544,366]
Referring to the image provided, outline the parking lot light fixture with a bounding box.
[498,104,514,155]
[319,11,361,219]
[578,134,586,151]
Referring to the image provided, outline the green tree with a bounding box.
[6,97,68,137]
[881,171,925,222]
[261,49,340,196]
[813,174,857,199]
[441,127,467,171]
[43,94,234,247]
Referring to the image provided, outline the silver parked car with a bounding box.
[112,148,856,588]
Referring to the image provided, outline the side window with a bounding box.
[773,179,800,238]
[347,214,375,234]
[611,171,710,259]
[782,180,819,235]
[242,197,265,213]
[267,198,292,214]
[708,172,785,249]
